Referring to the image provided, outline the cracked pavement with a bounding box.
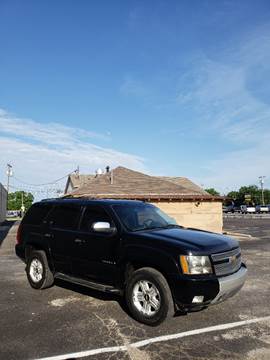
[0,218,269,360]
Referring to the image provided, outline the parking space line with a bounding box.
[36,316,270,360]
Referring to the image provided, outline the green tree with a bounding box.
[226,185,270,205]
[238,185,260,205]
[263,189,270,204]
[226,191,239,200]
[8,191,34,212]
[205,188,220,196]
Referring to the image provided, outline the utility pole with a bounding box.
[21,191,25,217]
[259,176,266,205]
[6,163,13,194]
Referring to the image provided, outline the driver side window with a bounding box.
[80,206,113,233]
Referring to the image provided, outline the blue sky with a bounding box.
[0,0,270,197]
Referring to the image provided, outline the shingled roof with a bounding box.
[69,174,95,188]
[66,166,221,201]
[158,176,210,196]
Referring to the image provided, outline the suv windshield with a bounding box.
[112,203,179,232]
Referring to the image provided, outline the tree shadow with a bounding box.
[0,220,17,247]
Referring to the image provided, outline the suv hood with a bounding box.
[128,227,239,255]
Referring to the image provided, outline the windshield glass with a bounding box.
[112,203,178,232]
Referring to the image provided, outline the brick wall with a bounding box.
[152,200,223,233]
[0,183,7,224]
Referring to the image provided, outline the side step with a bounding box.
[55,272,122,295]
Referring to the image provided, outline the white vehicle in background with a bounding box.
[255,205,269,213]
[240,205,256,214]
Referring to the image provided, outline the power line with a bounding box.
[12,169,77,187]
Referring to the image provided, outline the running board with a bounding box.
[55,272,122,295]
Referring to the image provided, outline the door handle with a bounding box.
[74,238,85,244]
[44,233,53,239]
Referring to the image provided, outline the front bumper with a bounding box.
[169,264,247,310]
[211,265,247,304]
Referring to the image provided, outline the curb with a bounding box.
[223,231,254,241]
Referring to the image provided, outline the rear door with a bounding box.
[22,203,53,250]
[71,205,120,285]
[46,204,82,274]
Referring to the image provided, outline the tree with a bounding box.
[8,191,34,212]
[226,185,270,205]
[205,188,220,196]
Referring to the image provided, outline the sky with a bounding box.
[0,0,270,198]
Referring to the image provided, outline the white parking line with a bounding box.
[36,316,270,360]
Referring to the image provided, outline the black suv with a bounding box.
[15,199,247,326]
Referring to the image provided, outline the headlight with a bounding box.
[180,255,213,274]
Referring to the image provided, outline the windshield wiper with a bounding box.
[143,224,182,231]
[164,224,183,229]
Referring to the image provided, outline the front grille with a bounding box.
[211,248,241,276]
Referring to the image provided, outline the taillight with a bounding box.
[16,223,22,244]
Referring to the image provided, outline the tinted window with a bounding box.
[23,204,53,225]
[80,206,113,232]
[113,203,177,232]
[49,205,81,230]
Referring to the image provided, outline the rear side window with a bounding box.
[48,205,81,230]
[80,206,113,232]
[23,204,52,225]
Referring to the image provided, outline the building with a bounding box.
[64,166,223,233]
[0,183,7,224]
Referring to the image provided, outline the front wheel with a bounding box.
[125,267,174,326]
[26,250,54,289]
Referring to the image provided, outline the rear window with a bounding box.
[23,204,53,225]
[48,205,81,230]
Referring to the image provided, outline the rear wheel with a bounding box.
[26,250,54,289]
[125,267,174,326]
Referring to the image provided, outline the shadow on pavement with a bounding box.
[54,278,190,320]
[54,278,130,316]
[0,220,17,247]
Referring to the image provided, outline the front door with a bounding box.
[71,205,120,285]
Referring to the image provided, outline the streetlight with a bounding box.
[259,176,266,205]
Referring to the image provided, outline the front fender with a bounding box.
[121,244,179,276]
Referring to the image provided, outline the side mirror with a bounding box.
[92,222,116,233]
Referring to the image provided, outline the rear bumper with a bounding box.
[169,264,247,310]
[15,244,25,262]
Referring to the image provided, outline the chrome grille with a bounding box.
[211,248,241,276]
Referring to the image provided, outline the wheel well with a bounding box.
[124,261,171,286]
[25,245,54,271]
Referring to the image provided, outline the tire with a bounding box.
[125,267,174,326]
[26,250,54,289]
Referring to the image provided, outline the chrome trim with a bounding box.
[211,247,242,276]
[211,247,240,262]
[211,265,247,305]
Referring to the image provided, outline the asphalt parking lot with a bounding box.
[0,219,270,360]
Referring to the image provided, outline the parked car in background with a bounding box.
[255,205,269,213]
[6,210,20,218]
[223,204,235,213]
[240,205,256,214]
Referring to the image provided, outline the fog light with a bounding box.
[192,296,204,303]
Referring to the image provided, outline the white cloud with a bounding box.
[120,76,148,98]
[175,26,270,190]
[0,109,146,198]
